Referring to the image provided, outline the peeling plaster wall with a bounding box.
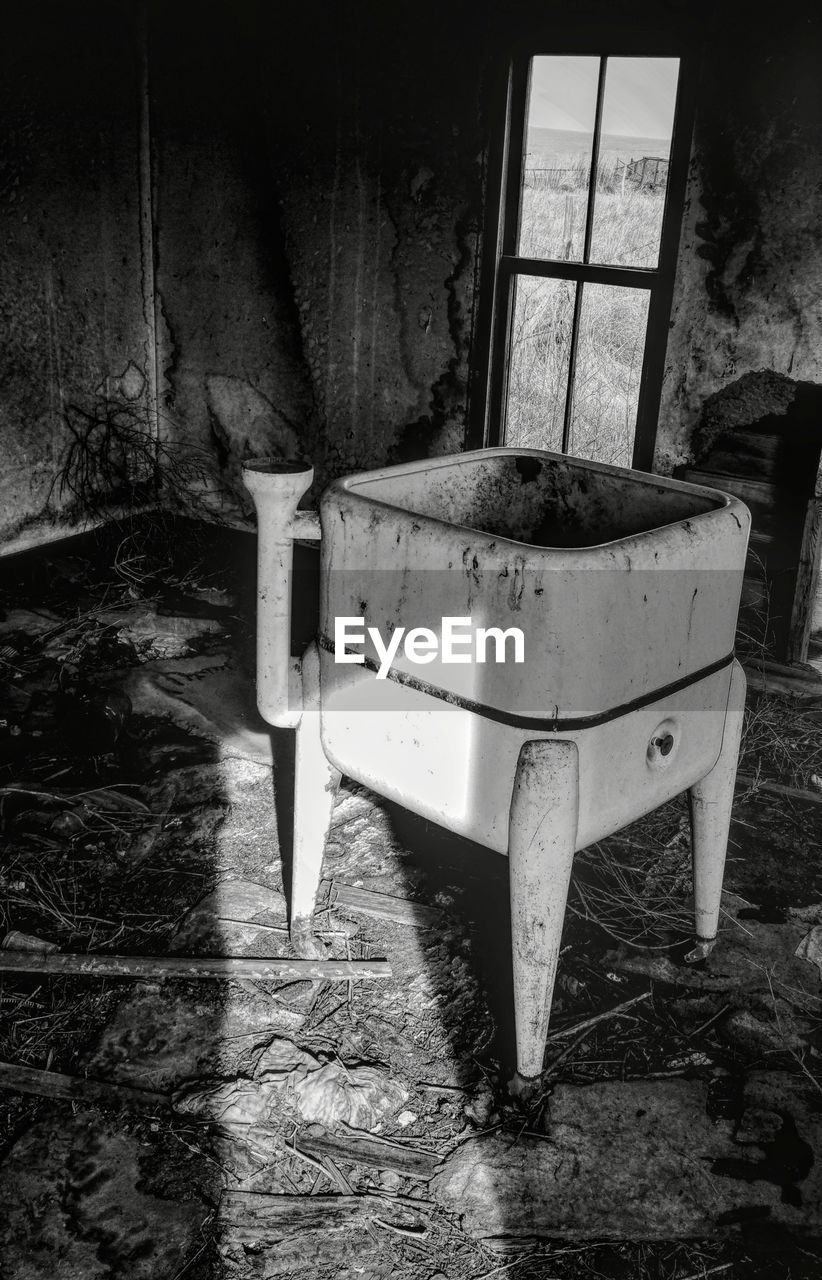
[1,0,489,541]
[256,0,488,488]
[0,3,150,549]
[21,1,818,546]
[147,2,318,513]
[656,13,822,478]
[149,1,488,502]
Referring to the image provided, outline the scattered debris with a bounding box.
[98,604,226,660]
[462,1084,498,1129]
[432,1075,822,1240]
[741,688,822,794]
[3,519,822,1278]
[1,930,59,954]
[175,1037,408,1132]
[544,991,653,1042]
[795,924,822,977]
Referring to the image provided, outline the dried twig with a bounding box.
[736,772,822,806]
[544,991,653,1043]
[677,1263,732,1280]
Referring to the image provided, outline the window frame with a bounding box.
[467,40,698,471]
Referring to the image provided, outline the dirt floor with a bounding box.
[2,517,822,1279]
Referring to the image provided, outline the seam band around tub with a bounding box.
[316,634,736,732]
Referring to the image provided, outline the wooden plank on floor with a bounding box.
[325,881,443,929]
[744,661,822,699]
[221,1192,374,1232]
[294,1129,440,1180]
[220,1190,428,1233]
[0,1060,168,1111]
[788,498,822,662]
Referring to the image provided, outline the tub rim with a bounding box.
[322,446,748,554]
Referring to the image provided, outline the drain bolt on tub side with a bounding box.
[244,447,751,1081]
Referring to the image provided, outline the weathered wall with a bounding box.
[1,0,490,542]
[0,2,151,549]
[147,1,317,515]
[148,0,489,504]
[258,0,489,488]
[9,0,821,543]
[655,12,822,480]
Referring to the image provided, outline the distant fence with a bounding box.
[523,166,589,191]
[523,155,669,194]
[616,156,669,191]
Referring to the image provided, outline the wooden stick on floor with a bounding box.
[0,952,391,982]
[0,1060,168,1111]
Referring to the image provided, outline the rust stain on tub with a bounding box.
[507,556,526,612]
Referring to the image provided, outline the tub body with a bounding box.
[318,448,750,854]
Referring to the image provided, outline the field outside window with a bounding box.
[499,54,681,468]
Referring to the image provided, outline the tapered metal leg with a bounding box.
[292,641,341,937]
[508,738,579,1081]
[688,659,746,953]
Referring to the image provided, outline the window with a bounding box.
[470,51,695,471]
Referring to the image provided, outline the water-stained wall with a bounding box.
[153,0,822,505]
[147,0,489,503]
[655,12,822,483]
[147,1,317,515]
[0,2,150,549]
[6,1,822,547]
[258,0,489,487]
[1,0,490,542]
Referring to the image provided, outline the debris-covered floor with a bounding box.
[2,518,822,1280]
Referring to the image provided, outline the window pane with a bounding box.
[518,56,599,262]
[567,283,650,467]
[589,57,679,268]
[504,276,575,450]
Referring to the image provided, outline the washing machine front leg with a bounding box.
[687,659,746,961]
[508,738,579,1085]
[292,641,341,940]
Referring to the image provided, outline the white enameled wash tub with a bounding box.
[244,448,750,1080]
